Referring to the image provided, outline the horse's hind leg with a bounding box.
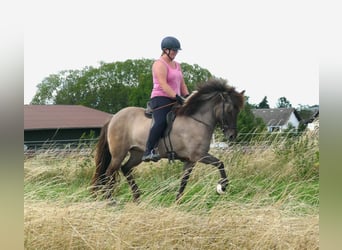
[121,149,144,202]
[101,150,128,199]
[176,161,196,201]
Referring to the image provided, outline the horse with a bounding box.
[91,78,245,202]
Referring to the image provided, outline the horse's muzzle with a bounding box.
[225,129,237,141]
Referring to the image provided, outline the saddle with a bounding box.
[144,101,177,137]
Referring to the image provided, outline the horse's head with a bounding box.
[177,78,245,141]
[214,88,245,141]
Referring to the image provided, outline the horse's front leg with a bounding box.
[176,161,196,201]
[199,154,229,194]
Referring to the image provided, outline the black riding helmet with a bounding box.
[161,36,182,51]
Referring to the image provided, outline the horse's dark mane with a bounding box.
[177,78,244,116]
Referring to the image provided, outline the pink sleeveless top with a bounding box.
[151,58,183,98]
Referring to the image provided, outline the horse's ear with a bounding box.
[240,90,245,95]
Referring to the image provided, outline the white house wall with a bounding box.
[287,112,300,129]
[267,111,300,132]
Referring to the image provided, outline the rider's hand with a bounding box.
[176,94,185,105]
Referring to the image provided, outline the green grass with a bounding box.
[24,132,319,214]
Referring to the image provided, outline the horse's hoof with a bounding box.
[216,184,225,195]
[106,200,117,206]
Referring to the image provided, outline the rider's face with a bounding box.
[168,49,178,59]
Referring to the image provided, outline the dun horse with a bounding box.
[92,79,245,201]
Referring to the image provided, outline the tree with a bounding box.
[238,105,266,133]
[180,63,212,91]
[276,97,292,108]
[257,96,270,109]
[31,59,212,114]
[296,104,318,121]
[31,70,83,105]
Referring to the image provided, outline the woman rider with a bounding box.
[142,36,190,162]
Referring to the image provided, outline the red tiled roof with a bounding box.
[24,105,112,130]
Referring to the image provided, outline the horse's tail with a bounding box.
[91,119,112,191]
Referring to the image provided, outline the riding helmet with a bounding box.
[161,36,182,51]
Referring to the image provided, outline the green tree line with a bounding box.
[31,59,214,113]
[34,59,315,136]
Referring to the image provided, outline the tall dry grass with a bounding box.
[24,132,319,249]
[25,200,318,249]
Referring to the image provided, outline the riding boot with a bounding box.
[142,148,160,162]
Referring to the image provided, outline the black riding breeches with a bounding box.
[145,96,174,152]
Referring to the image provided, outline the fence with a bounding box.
[24,138,97,157]
[24,130,317,158]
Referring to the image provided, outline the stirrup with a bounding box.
[167,151,176,163]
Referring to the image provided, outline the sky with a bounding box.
[24,0,319,108]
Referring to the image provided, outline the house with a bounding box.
[24,105,112,148]
[252,108,302,132]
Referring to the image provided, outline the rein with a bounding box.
[189,116,212,129]
[151,101,177,112]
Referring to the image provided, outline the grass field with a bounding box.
[24,131,319,249]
